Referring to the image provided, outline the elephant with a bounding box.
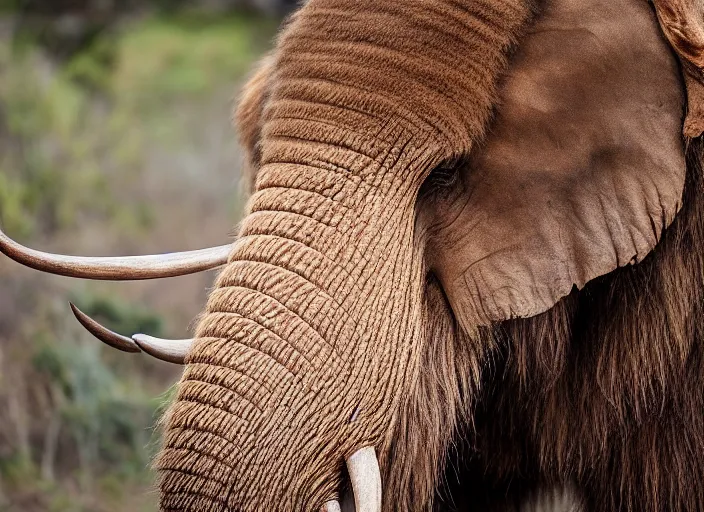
[2,0,704,510]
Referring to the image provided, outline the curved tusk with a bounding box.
[132,334,193,364]
[70,303,188,365]
[322,501,342,512]
[0,227,231,280]
[346,447,382,512]
[70,302,141,353]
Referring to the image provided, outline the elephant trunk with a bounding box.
[157,131,436,510]
[157,0,537,507]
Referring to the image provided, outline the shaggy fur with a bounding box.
[429,139,704,511]
[235,55,274,195]
[1,0,700,510]
[382,141,704,512]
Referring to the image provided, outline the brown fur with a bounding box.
[482,138,704,511]
[377,141,704,512]
[1,0,699,510]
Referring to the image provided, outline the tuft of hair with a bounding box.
[382,275,489,511]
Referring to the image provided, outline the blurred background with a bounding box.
[0,1,292,509]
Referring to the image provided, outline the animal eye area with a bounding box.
[433,166,458,186]
[421,159,462,197]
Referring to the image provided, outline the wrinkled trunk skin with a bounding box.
[159,139,432,511]
[156,0,535,510]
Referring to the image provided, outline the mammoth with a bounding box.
[2,0,704,510]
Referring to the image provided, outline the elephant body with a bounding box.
[3,0,703,510]
[161,0,704,510]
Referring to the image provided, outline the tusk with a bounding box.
[322,501,342,512]
[132,334,193,364]
[0,227,231,280]
[70,302,141,353]
[70,303,188,365]
[346,447,382,512]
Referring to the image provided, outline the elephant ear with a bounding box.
[652,0,704,137]
[423,0,687,327]
[235,54,274,195]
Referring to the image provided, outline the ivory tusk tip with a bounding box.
[70,302,142,353]
[347,446,382,512]
[322,501,342,512]
[132,333,191,364]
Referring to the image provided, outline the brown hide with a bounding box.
[0,0,700,509]
[452,139,704,512]
[423,0,687,326]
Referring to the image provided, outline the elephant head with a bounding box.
[2,0,703,510]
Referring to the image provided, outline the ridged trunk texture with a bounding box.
[156,0,536,510]
[158,132,435,511]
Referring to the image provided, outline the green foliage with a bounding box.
[0,452,36,484]
[0,6,274,510]
[114,13,276,100]
[0,9,274,239]
[63,36,118,92]
[30,295,164,468]
[1,294,169,510]
[0,44,114,238]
